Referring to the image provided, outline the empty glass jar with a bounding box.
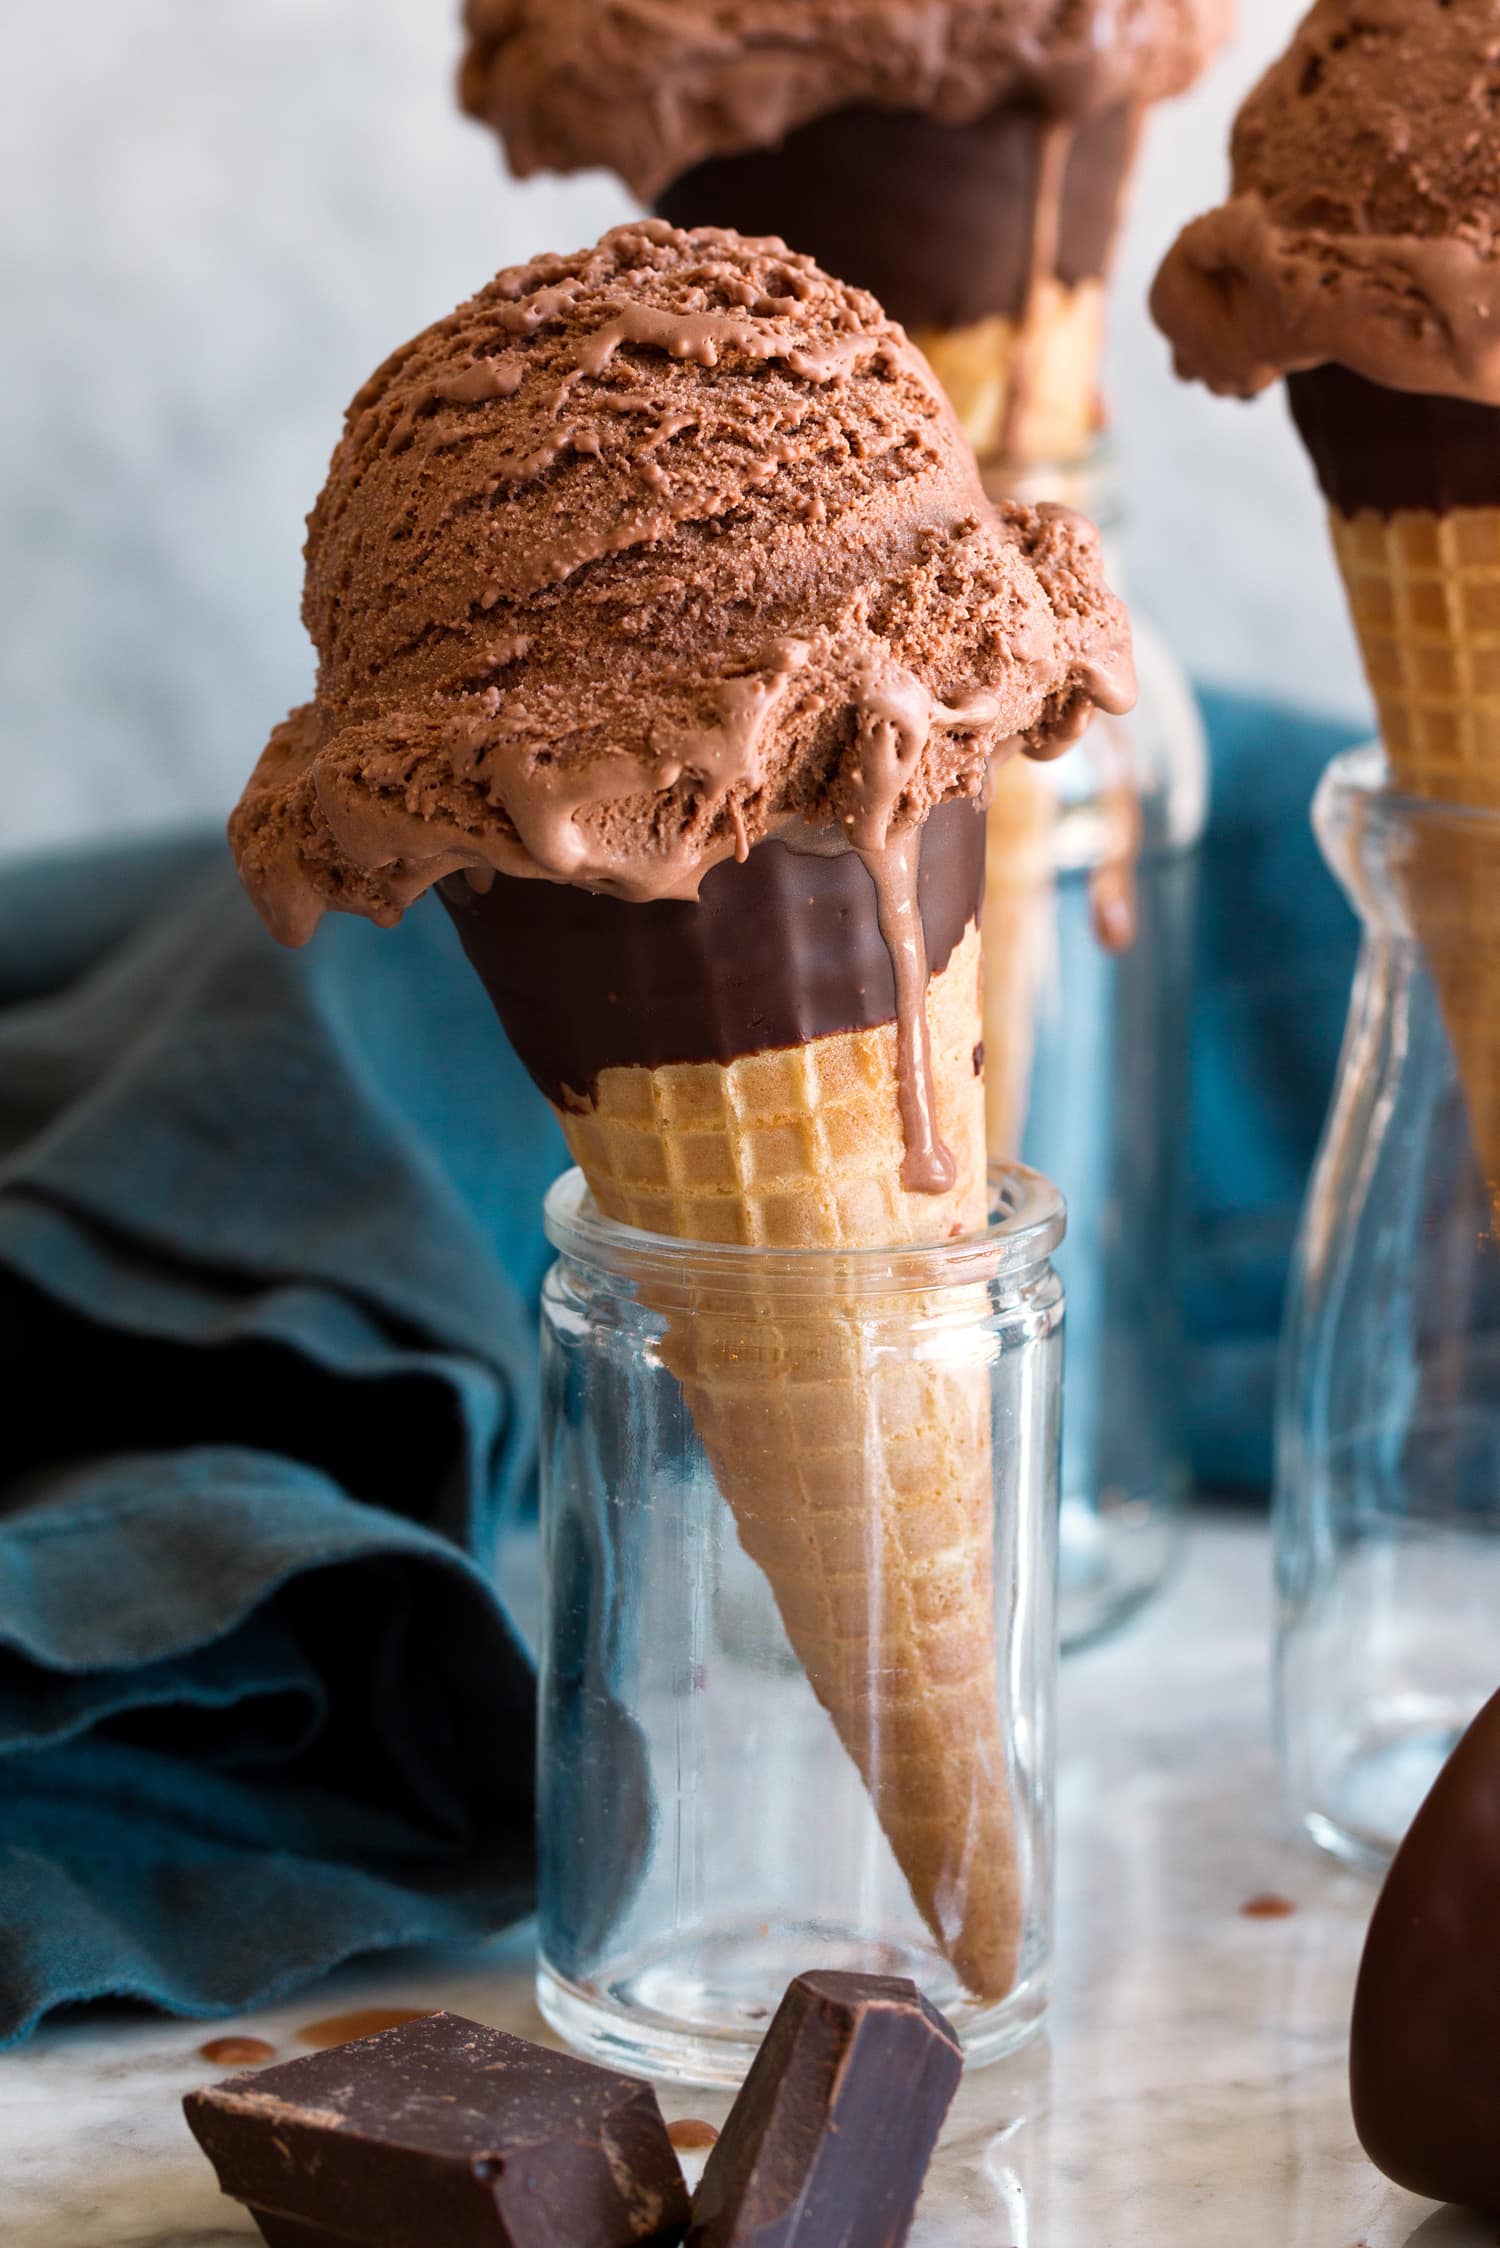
[534,1164,1064,2087]
[1276,744,1500,1871]
[987,445,1207,1651]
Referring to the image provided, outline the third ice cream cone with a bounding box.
[1152,0,1500,1224]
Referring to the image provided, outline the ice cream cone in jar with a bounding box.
[229,224,1134,2002]
[1152,0,1500,1224]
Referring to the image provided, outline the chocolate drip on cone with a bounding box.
[1289,364,1500,518]
[442,795,985,1114]
[656,101,1138,332]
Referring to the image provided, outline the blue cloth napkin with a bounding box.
[1186,691,1365,1491]
[0,839,566,2047]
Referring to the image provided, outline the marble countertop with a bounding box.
[6,1515,1481,2248]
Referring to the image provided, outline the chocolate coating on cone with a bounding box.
[443,795,984,1106]
[658,102,1138,331]
[1351,1686,1500,2215]
[1289,365,1500,518]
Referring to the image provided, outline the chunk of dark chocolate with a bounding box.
[183,2010,690,2248]
[1351,1685,1500,2215]
[687,1972,961,2247]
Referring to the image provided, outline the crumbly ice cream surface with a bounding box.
[1152,0,1500,404]
[231,222,1132,946]
[459,0,1233,201]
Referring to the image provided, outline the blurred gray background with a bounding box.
[2,1,1359,866]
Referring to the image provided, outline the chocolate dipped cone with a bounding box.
[1151,2,1500,1230]
[226,224,1134,2005]
[1290,366,1500,1221]
[448,802,1022,1998]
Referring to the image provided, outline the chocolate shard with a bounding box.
[183,2010,690,2248]
[687,1971,961,2247]
[1350,1687,1500,2216]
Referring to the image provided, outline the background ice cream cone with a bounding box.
[1325,503,1500,1217]
[1149,1,1500,1231]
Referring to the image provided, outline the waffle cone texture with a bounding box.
[980,762,1058,1161]
[917,281,1105,475]
[559,924,1023,2000]
[1331,507,1500,1215]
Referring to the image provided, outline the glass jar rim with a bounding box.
[543,1162,1066,1297]
[1320,741,1500,837]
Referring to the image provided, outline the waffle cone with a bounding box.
[980,760,1057,1159]
[1330,507,1500,1215]
[557,924,1023,1999]
[915,279,1105,476]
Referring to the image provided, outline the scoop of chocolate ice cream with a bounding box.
[231,221,1133,946]
[1152,0,1500,405]
[459,0,1232,204]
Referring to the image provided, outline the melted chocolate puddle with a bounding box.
[296,2007,437,2050]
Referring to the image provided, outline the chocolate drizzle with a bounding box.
[857,827,957,1192]
[443,793,985,1167]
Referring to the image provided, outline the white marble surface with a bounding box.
[6,1515,1480,2248]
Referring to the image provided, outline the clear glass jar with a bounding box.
[986,445,1207,1651]
[534,1164,1064,2087]
[1276,744,1500,1872]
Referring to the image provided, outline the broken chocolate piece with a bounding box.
[687,1971,961,2247]
[1351,1686,1500,2216]
[184,2010,690,2248]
